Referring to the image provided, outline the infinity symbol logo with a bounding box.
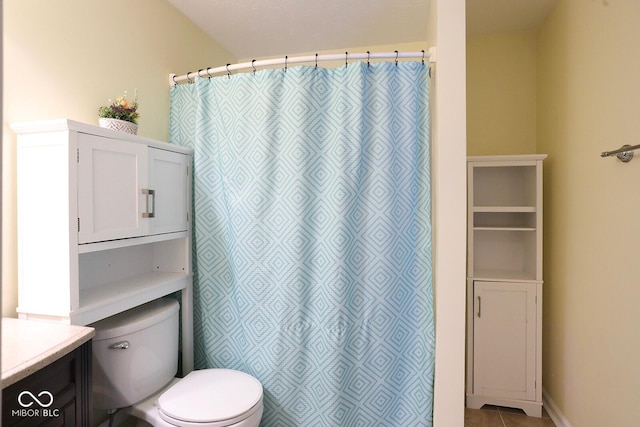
[18,391,54,408]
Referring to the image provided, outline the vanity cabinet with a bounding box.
[14,119,194,372]
[2,341,92,427]
[466,155,546,417]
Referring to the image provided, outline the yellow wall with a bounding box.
[468,1,640,425]
[538,1,640,426]
[4,2,469,424]
[2,0,234,317]
[467,31,538,155]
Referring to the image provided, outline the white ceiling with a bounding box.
[168,0,557,59]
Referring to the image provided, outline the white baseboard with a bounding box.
[542,388,572,427]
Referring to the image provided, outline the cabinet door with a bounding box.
[473,281,536,401]
[148,148,189,235]
[2,343,92,426]
[77,134,149,243]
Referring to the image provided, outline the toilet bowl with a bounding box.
[128,371,263,427]
[91,299,263,427]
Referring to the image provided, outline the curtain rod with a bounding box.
[169,47,436,86]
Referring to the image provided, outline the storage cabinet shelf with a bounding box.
[474,210,536,230]
[78,230,190,254]
[473,206,536,212]
[471,269,540,282]
[466,154,546,418]
[473,227,535,231]
[14,119,194,372]
[77,272,189,325]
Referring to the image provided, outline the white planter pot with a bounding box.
[98,118,138,135]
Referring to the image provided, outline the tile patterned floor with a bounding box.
[465,406,556,427]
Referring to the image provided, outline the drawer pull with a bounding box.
[477,296,481,318]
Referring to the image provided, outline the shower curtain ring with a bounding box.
[226,64,231,79]
[345,52,348,68]
[421,50,425,65]
[252,59,256,75]
[284,56,288,73]
[367,51,371,68]
[315,53,318,68]
[206,67,213,79]
[395,50,399,66]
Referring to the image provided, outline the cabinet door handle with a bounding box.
[142,188,155,218]
[477,296,481,318]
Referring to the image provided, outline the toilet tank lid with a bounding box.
[90,298,179,341]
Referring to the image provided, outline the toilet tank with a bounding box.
[90,298,179,410]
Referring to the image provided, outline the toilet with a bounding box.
[90,298,263,427]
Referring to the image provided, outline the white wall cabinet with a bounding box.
[76,133,149,243]
[14,119,194,372]
[148,147,190,235]
[77,133,189,243]
[466,154,546,417]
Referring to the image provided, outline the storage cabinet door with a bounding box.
[148,148,189,235]
[473,281,536,401]
[77,134,149,243]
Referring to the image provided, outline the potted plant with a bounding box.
[98,90,140,134]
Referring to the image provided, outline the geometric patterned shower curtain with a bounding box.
[169,60,434,426]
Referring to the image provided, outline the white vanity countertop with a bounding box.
[2,318,95,388]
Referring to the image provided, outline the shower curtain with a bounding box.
[170,61,434,426]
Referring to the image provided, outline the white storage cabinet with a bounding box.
[14,119,194,372]
[466,154,546,417]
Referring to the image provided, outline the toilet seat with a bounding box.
[157,369,263,427]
